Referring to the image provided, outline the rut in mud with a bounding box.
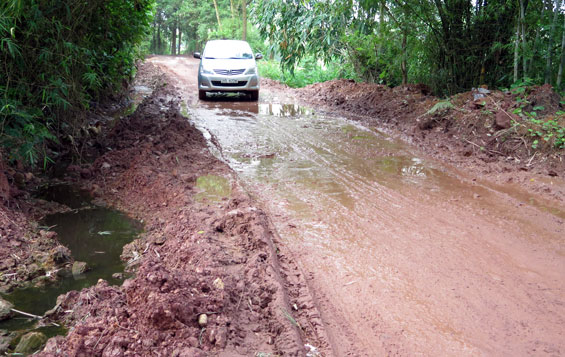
[1,55,563,356]
[153,56,565,356]
[35,62,320,356]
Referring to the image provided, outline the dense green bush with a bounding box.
[258,57,357,88]
[0,0,153,166]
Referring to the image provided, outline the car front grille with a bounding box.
[213,69,245,75]
[211,80,248,87]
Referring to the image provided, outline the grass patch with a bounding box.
[258,57,356,88]
[426,100,454,115]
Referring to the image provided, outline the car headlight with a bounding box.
[245,67,257,75]
[201,66,214,74]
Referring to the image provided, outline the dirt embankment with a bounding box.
[288,80,564,201]
[35,62,325,356]
[0,166,74,293]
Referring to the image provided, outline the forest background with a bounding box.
[1,0,564,167]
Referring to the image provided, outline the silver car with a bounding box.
[193,40,262,101]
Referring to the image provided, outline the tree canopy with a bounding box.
[1,0,153,165]
[251,0,565,95]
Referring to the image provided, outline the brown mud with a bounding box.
[295,80,565,203]
[0,168,74,293]
[0,55,563,356]
[149,57,564,356]
[36,61,323,356]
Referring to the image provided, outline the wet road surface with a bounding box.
[150,56,565,356]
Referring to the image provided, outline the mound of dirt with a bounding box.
[296,79,565,200]
[39,63,324,356]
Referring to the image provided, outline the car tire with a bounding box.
[248,91,259,101]
[199,90,206,100]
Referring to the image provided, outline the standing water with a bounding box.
[0,185,142,352]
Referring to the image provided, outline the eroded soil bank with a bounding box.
[1,55,564,356]
[33,62,323,356]
[293,80,565,203]
[151,56,564,356]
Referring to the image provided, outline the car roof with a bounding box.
[205,40,251,50]
[206,40,249,46]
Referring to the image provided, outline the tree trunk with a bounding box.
[151,21,156,53]
[230,0,235,18]
[241,0,247,41]
[376,0,386,57]
[557,14,565,87]
[213,0,222,30]
[545,0,562,84]
[520,0,527,80]
[529,4,545,77]
[401,30,407,85]
[514,21,520,83]
[178,27,182,55]
[171,25,177,55]
[157,23,162,54]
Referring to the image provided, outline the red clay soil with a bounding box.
[293,80,565,202]
[38,62,325,356]
[1,58,563,356]
[0,163,74,293]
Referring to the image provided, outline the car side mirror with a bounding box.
[255,53,263,60]
[193,52,201,59]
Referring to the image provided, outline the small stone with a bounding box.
[0,298,14,321]
[102,162,111,169]
[473,193,481,199]
[495,110,511,129]
[112,273,124,280]
[198,314,208,327]
[72,261,89,276]
[213,277,224,290]
[52,246,72,265]
[154,235,166,245]
[14,332,47,354]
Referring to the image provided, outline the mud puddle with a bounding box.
[189,97,565,354]
[0,185,141,353]
[113,85,153,120]
[192,100,562,222]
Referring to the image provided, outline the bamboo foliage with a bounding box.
[0,0,154,166]
[252,0,565,94]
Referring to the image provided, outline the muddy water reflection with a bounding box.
[0,186,142,341]
[190,98,565,355]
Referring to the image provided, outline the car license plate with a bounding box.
[221,79,238,84]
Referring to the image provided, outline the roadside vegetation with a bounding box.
[1,0,564,168]
[0,0,153,167]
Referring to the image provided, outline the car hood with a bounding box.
[201,58,256,70]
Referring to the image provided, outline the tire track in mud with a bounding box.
[37,60,332,356]
[155,56,565,356]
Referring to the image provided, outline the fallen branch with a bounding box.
[11,308,42,320]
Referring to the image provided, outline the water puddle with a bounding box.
[190,100,565,253]
[113,85,153,120]
[195,175,231,202]
[259,103,313,117]
[0,185,142,353]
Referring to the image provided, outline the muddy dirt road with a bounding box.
[151,56,565,356]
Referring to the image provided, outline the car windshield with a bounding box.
[203,41,253,59]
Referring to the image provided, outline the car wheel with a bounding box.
[248,91,259,101]
[199,90,206,100]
